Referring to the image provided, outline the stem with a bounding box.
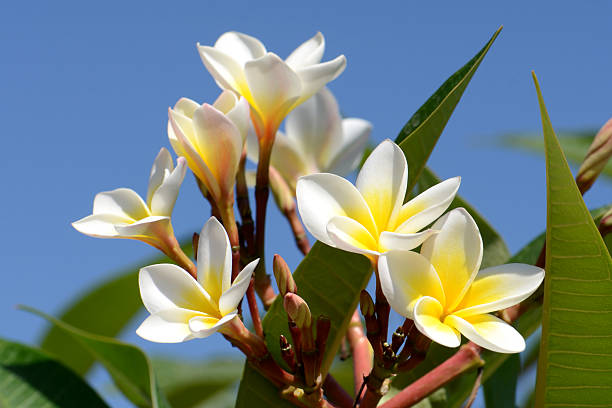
[247,280,264,337]
[373,261,390,346]
[347,311,372,401]
[379,343,484,408]
[283,206,311,255]
[323,375,354,408]
[236,149,255,253]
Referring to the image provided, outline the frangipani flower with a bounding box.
[379,208,545,353]
[73,148,187,251]
[296,140,460,256]
[247,87,372,192]
[168,90,250,205]
[136,217,259,343]
[197,32,346,138]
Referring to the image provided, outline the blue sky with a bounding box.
[2,0,612,405]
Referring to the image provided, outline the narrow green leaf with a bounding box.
[396,26,502,192]
[22,306,170,408]
[39,240,193,376]
[0,337,109,408]
[417,167,510,268]
[236,243,371,407]
[482,353,519,408]
[533,73,612,406]
[236,365,294,408]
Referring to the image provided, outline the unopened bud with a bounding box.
[284,293,312,328]
[577,118,612,194]
[360,290,375,317]
[273,254,297,296]
[599,207,612,236]
[269,166,295,213]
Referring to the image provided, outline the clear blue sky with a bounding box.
[2,0,612,405]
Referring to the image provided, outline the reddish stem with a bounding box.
[323,375,354,408]
[346,310,372,401]
[284,206,311,255]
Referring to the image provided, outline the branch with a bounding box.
[346,310,372,401]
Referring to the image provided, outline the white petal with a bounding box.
[245,124,260,164]
[93,188,150,220]
[393,177,461,233]
[150,157,187,216]
[147,148,174,207]
[356,140,408,232]
[326,215,379,256]
[138,264,216,315]
[72,213,129,238]
[225,96,251,142]
[136,308,202,343]
[244,53,302,122]
[173,97,200,118]
[413,296,461,348]
[285,32,325,69]
[421,208,483,311]
[285,87,342,169]
[270,131,309,191]
[325,118,372,176]
[379,229,438,252]
[197,217,232,303]
[454,264,545,317]
[197,45,248,95]
[189,312,237,338]
[445,314,525,353]
[219,259,258,315]
[294,55,346,105]
[214,32,266,66]
[296,173,376,246]
[378,251,445,319]
[114,215,171,239]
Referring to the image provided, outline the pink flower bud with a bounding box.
[273,254,297,296]
[284,293,311,328]
[577,118,612,194]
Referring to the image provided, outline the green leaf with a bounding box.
[39,240,193,376]
[417,167,510,268]
[152,357,242,408]
[21,306,170,408]
[533,73,612,406]
[395,26,502,192]
[0,337,109,408]
[236,365,294,408]
[235,243,372,407]
[482,354,519,408]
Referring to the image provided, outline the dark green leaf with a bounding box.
[483,354,519,408]
[0,337,109,408]
[396,26,502,192]
[22,306,170,408]
[236,365,293,408]
[533,73,612,406]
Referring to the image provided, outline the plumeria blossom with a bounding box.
[197,31,346,138]
[247,87,372,192]
[136,217,259,343]
[296,139,461,256]
[168,90,250,205]
[72,148,187,250]
[379,208,545,353]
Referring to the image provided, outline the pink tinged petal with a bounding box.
[270,131,309,191]
[454,264,545,318]
[93,188,150,220]
[378,251,445,319]
[72,213,130,238]
[421,208,483,311]
[136,308,203,343]
[393,177,462,233]
[197,217,232,303]
[114,216,171,239]
[138,264,216,315]
[294,55,347,106]
[214,32,266,66]
[356,140,408,232]
[445,314,525,353]
[296,173,376,247]
[244,53,302,123]
[379,229,439,252]
[192,104,243,197]
[189,313,237,339]
[219,259,259,315]
[285,32,325,69]
[150,157,187,216]
[325,118,372,176]
[173,97,200,118]
[197,44,248,95]
[285,87,342,169]
[147,148,174,207]
[326,215,379,256]
[413,296,461,348]
[224,96,251,143]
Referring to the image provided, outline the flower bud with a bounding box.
[576,118,612,194]
[360,290,375,318]
[599,207,612,236]
[269,166,295,214]
[284,293,312,328]
[273,254,297,296]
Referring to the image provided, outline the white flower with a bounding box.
[247,87,371,192]
[296,139,460,256]
[197,32,346,137]
[136,217,259,343]
[379,208,545,353]
[168,90,250,205]
[72,148,186,250]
